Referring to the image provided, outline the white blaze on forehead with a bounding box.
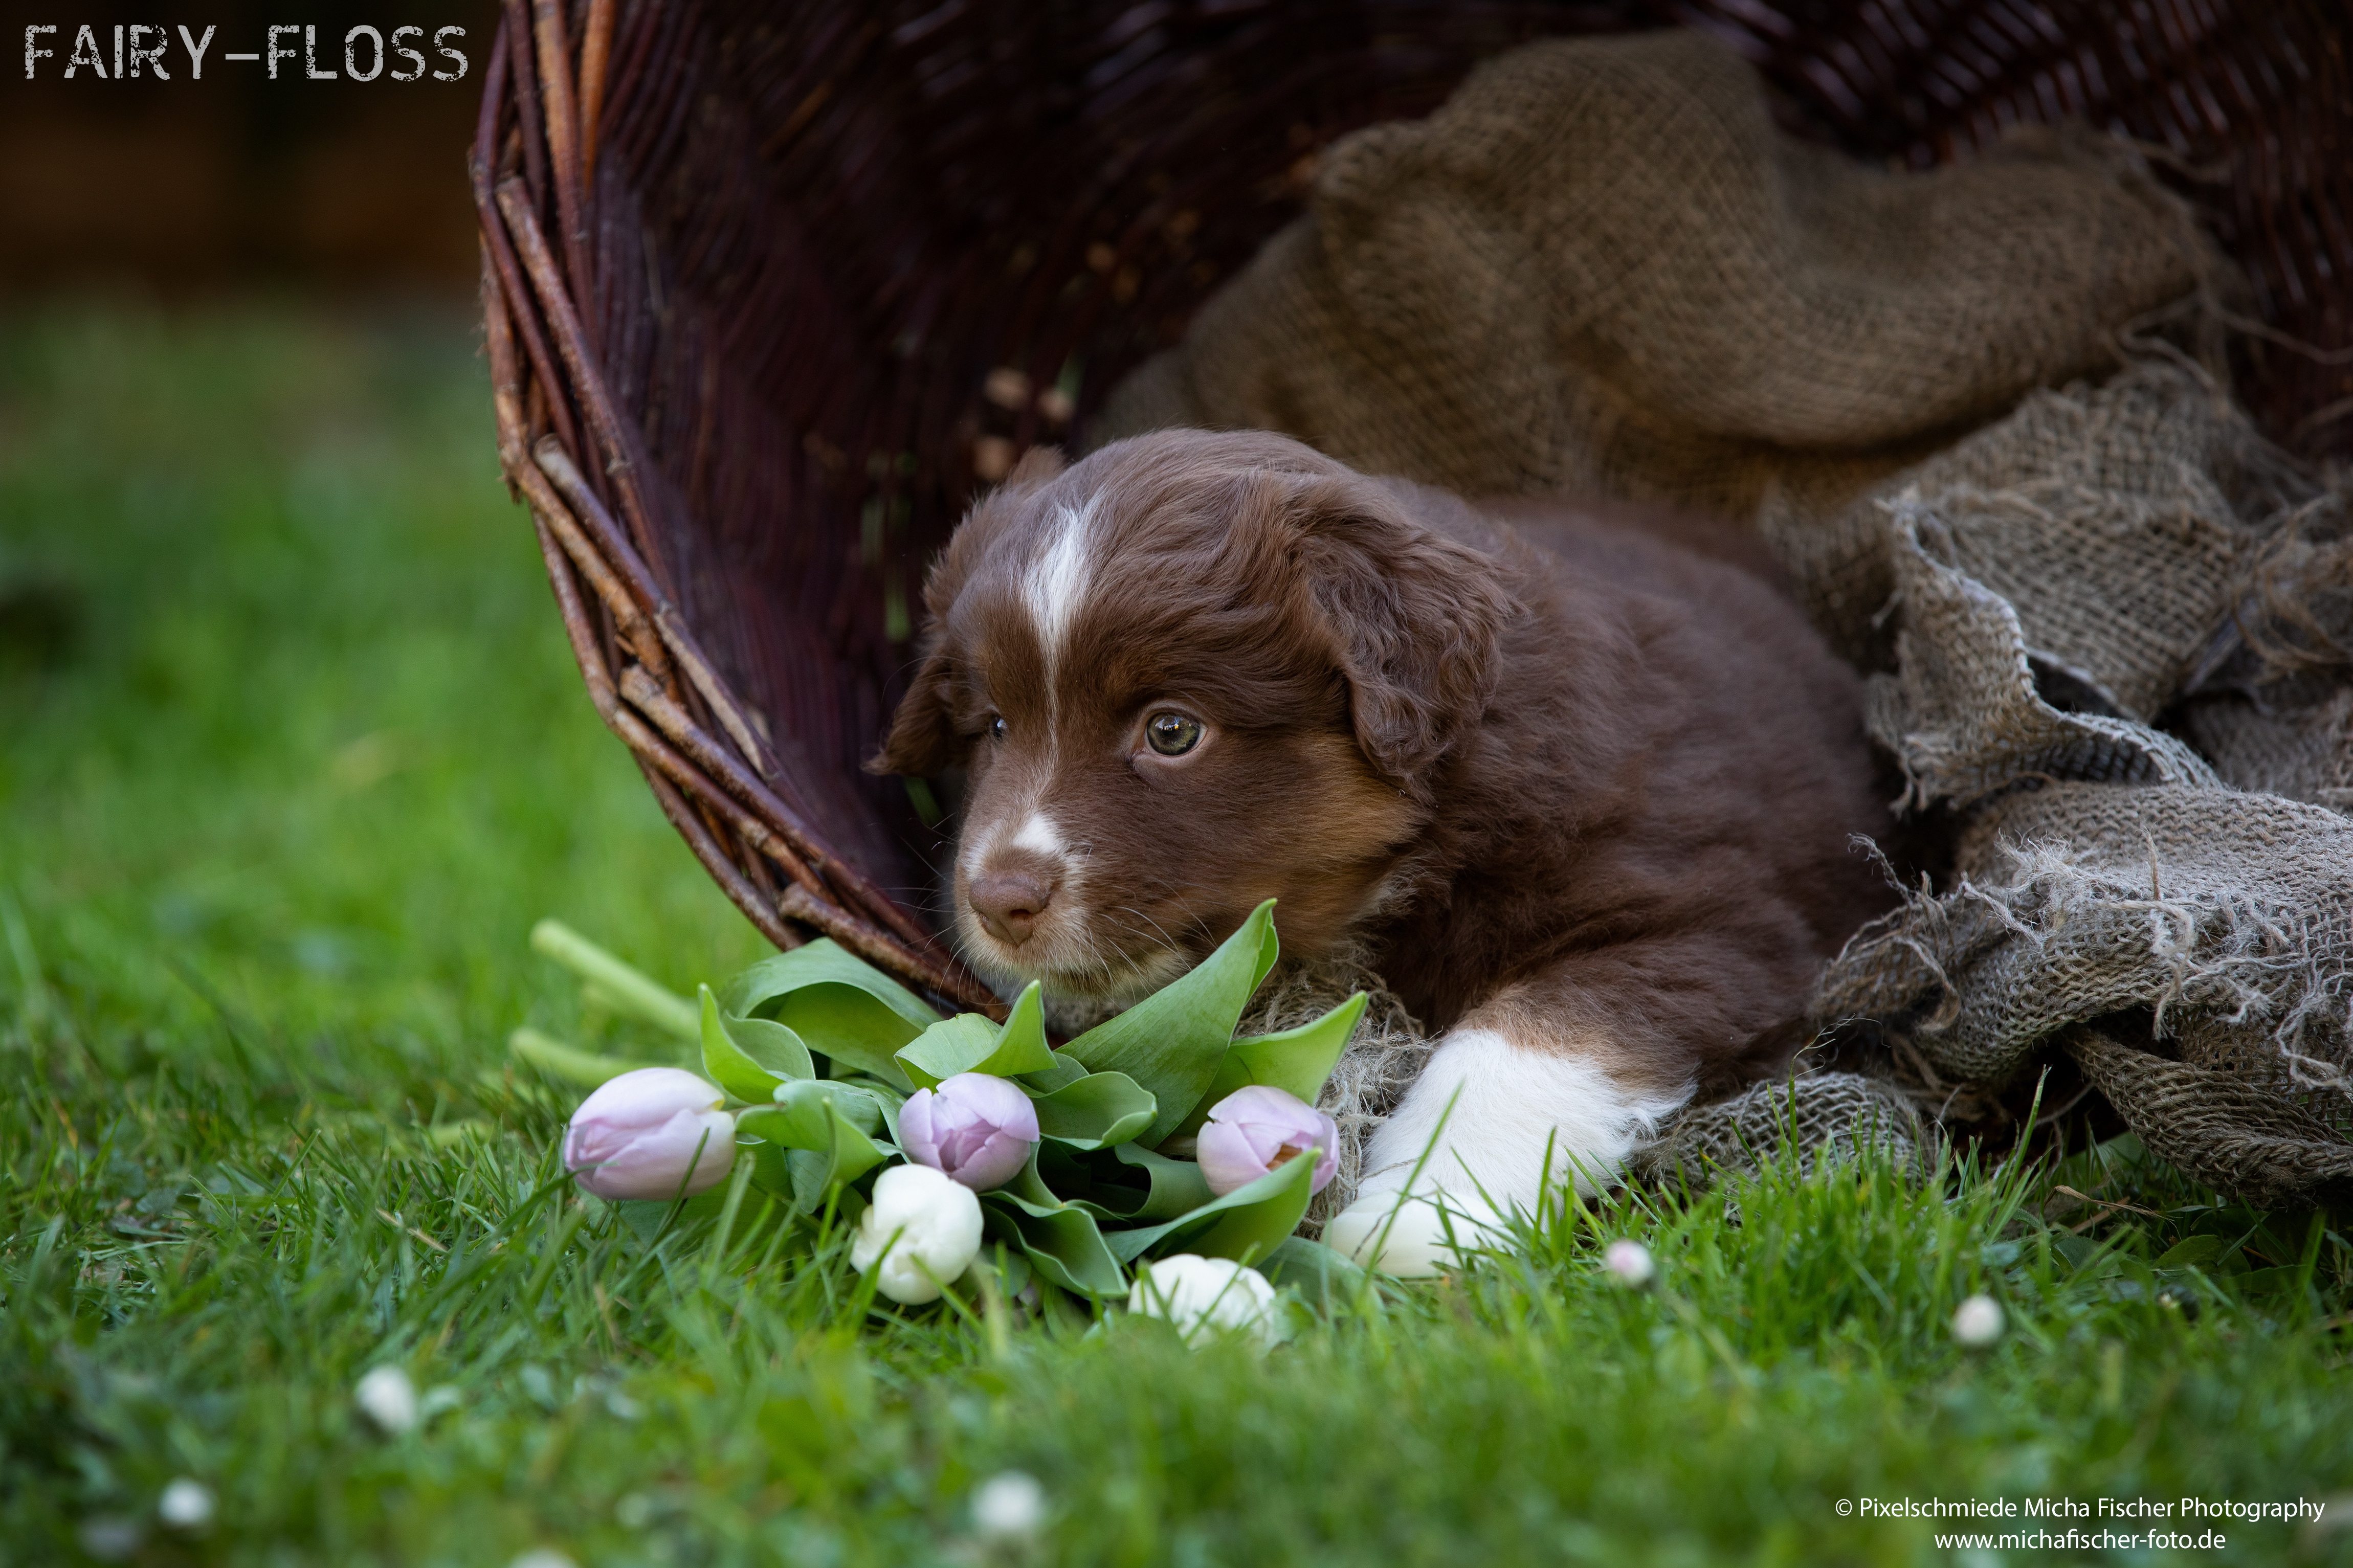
[961,808,1073,884]
[1022,492,1100,684]
[1007,812,1067,861]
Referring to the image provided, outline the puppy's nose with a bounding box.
[969,867,1057,945]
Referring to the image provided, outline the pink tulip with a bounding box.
[563,1068,736,1200]
[899,1072,1038,1191]
[1196,1085,1337,1197]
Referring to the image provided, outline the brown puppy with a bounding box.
[876,430,1888,1252]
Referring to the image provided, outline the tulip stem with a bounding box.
[509,1027,656,1086]
[530,919,700,1042]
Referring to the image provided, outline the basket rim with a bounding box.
[473,0,1001,1016]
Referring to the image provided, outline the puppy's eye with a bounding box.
[988,715,1007,741]
[1145,711,1203,756]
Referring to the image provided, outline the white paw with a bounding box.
[1354,1026,1689,1221]
[1326,1188,1508,1277]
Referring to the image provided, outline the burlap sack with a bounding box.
[1108,32,2353,1206]
[1094,29,2221,531]
[1771,359,2315,677]
[1812,380,2351,1203]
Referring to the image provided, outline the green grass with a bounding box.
[3,300,2351,1567]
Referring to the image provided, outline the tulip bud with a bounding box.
[1126,1253,1283,1350]
[1602,1239,1655,1286]
[1952,1293,2005,1347]
[1195,1085,1338,1198]
[851,1163,985,1304]
[563,1067,736,1202]
[900,1072,1038,1191]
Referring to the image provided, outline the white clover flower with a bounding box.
[563,1067,736,1201]
[157,1478,215,1530]
[851,1163,984,1304]
[1952,1293,2005,1347]
[509,1552,578,1568]
[354,1365,419,1433]
[1126,1255,1283,1350]
[1602,1238,1656,1287]
[970,1470,1047,1540]
[76,1517,142,1561]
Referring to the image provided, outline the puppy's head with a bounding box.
[875,430,1513,1009]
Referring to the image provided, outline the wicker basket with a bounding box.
[472,0,2351,1016]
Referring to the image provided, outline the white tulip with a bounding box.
[851,1163,984,1304]
[354,1365,419,1433]
[1602,1239,1656,1286]
[1952,1293,2005,1347]
[1324,1190,1505,1277]
[1126,1254,1283,1350]
[157,1478,214,1530]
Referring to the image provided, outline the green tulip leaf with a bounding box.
[1103,1147,1318,1265]
[985,981,1058,1074]
[725,1014,816,1082]
[893,1014,995,1090]
[738,1135,797,1205]
[999,1144,1068,1212]
[1029,1071,1157,1150]
[960,1242,1034,1304]
[1100,1141,1216,1221]
[1062,899,1280,1145]
[734,1081,890,1209]
[723,940,936,1090]
[980,1191,1128,1298]
[700,987,815,1103]
[894,983,1057,1087]
[1177,991,1366,1136]
[1259,1235,1367,1310]
[833,1076,909,1146]
[1020,1054,1092,1093]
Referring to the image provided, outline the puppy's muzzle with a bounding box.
[967,864,1059,947]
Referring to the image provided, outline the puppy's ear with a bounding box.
[1000,444,1068,492]
[1290,480,1517,799]
[869,641,960,777]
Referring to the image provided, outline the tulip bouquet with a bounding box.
[525,901,1365,1313]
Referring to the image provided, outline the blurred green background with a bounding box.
[0,303,762,1117]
